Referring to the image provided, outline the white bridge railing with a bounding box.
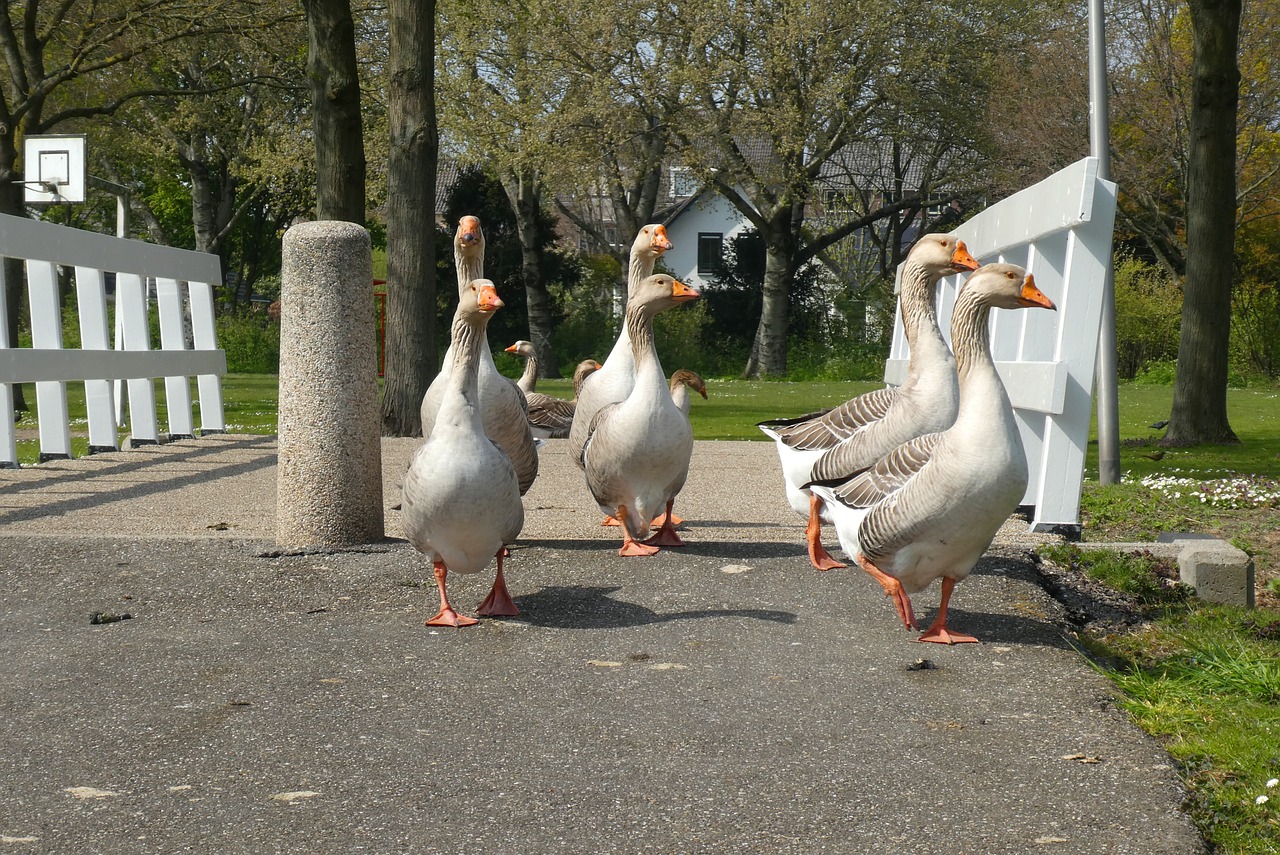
[0,212,227,467]
[885,157,1118,532]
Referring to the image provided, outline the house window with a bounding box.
[697,232,724,275]
[670,167,699,199]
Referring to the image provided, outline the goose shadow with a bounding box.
[512,585,797,630]
[516,539,806,561]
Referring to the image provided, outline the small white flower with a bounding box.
[1257,795,1269,805]
[1268,778,1278,788]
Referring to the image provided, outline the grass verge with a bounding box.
[1041,544,1280,853]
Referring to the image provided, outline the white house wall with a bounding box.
[661,193,751,290]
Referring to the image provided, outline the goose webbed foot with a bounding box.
[600,515,621,527]
[425,561,479,627]
[855,554,917,630]
[644,500,686,547]
[807,495,846,571]
[477,551,520,617]
[615,506,660,556]
[917,577,976,644]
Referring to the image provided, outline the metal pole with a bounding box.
[1089,0,1121,485]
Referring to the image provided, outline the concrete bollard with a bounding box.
[277,221,384,548]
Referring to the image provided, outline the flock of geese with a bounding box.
[400,217,1056,643]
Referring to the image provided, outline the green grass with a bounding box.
[1044,543,1280,852]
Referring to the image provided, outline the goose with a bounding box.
[644,368,709,534]
[669,369,708,417]
[507,339,540,394]
[420,216,539,495]
[582,274,700,555]
[807,263,1055,644]
[568,224,673,472]
[504,342,601,440]
[402,279,525,627]
[758,234,980,571]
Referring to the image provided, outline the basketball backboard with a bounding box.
[23,134,87,203]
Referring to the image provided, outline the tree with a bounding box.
[437,0,571,377]
[669,0,1033,376]
[380,0,439,436]
[1164,0,1242,445]
[302,0,365,222]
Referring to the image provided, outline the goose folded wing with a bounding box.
[812,432,943,508]
[768,387,898,452]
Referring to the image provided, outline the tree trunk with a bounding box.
[1164,0,1241,446]
[503,169,560,378]
[744,208,800,378]
[380,0,438,437]
[0,136,27,412]
[303,0,366,223]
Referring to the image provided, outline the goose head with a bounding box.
[459,278,504,321]
[504,340,535,359]
[573,358,602,392]
[629,273,700,316]
[962,263,1056,311]
[669,369,708,399]
[909,233,981,276]
[634,223,673,260]
[455,215,485,262]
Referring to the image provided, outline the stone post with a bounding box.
[277,221,384,547]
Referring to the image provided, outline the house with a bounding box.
[656,172,751,290]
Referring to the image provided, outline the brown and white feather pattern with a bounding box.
[812,263,1053,593]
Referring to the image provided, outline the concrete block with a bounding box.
[1176,541,1255,609]
[277,221,384,548]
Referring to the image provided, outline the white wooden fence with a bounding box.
[885,157,1118,532]
[0,212,227,467]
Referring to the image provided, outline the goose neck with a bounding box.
[899,261,944,348]
[950,290,994,385]
[455,252,484,296]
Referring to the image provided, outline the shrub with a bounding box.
[217,309,280,373]
[1113,252,1181,379]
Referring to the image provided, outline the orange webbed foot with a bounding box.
[600,515,621,527]
[425,608,479,628]
[917,626,978,645]
[619,538,660,557]
[644,525,685,548]
[806,495,846,571]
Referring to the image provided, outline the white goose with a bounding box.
[568,224,672,473]
[419,216,539,495]
[402,279,525,627]
[504,340,601,439]
[758,234,980,571]
[582,274,700,555]
[647,368,709,535]
[808,263,1055,644]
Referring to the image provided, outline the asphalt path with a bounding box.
[0,435,1204,853]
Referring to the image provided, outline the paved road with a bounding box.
[0,436,1204,853]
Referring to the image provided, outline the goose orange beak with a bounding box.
[1018,274,1056,310]
[504,343,519,353]
[670,278,699,303]
[951,240,980,272]
[651,224,672,253]
[477,283,503,312]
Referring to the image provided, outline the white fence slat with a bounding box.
[26,260,72,459]
[73,266,119,451]
[116,272,160,445]
[188,280,226,433]
[0,213,221,283]
[0,349,226,383]
[884,157,1117,531]
[155,277,195,438]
